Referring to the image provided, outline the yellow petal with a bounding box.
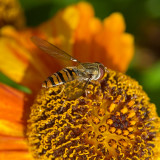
[0,26,61,93]
[0,37,30,83]
[0,119,24,137]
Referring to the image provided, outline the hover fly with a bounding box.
[31,36,105,98]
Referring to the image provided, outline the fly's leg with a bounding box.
[59,85,65,95]
[83,76,92,91]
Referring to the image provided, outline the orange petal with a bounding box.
[0,35,30,83]
[0,119,25,137]
[0,84,32,158]
[1,1,81,92]
[103,12,125,34]
[0,84,26,136]
[0,136,28,150]
[0,26,61,93]
[0,83,25,122]
[0,151,33,160]
[72,3,101,62]
[73,5,134,72]
[50,4,79,55]
[99,13,134,72]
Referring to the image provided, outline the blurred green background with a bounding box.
[3,0,160,114]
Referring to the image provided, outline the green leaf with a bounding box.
[0,72,32,94]
[141,62,160,91]
[146,0,160,18]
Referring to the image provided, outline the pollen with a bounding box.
[27,68,160,160]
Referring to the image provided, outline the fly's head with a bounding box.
[79,62,105,81]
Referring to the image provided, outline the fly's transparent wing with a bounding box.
[64,76,92,100]
[64,80,86,100]
[31,36,80,63]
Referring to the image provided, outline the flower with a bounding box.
[0,0,25,28]
[0,1,159,160]
[28,69,160,160]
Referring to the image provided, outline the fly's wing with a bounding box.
[31,36,80,63]
[64,76,92,100]
[64,80,86,100]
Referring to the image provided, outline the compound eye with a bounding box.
[98,64,105,80]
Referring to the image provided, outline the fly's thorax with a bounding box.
[78,62,105,81]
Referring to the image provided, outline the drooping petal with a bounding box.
[0,84,33,159]
[0,84,26,136]
[0,119,25,137]
[0,83,24,122]
[0,151,33,160]
[0,136,28,150]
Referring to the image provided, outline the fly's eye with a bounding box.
[98,64,105,80]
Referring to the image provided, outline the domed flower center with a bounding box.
[27,68,160,160]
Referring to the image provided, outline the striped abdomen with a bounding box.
[42,68,78,88]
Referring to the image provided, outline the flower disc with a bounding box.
[27,68,160,160]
